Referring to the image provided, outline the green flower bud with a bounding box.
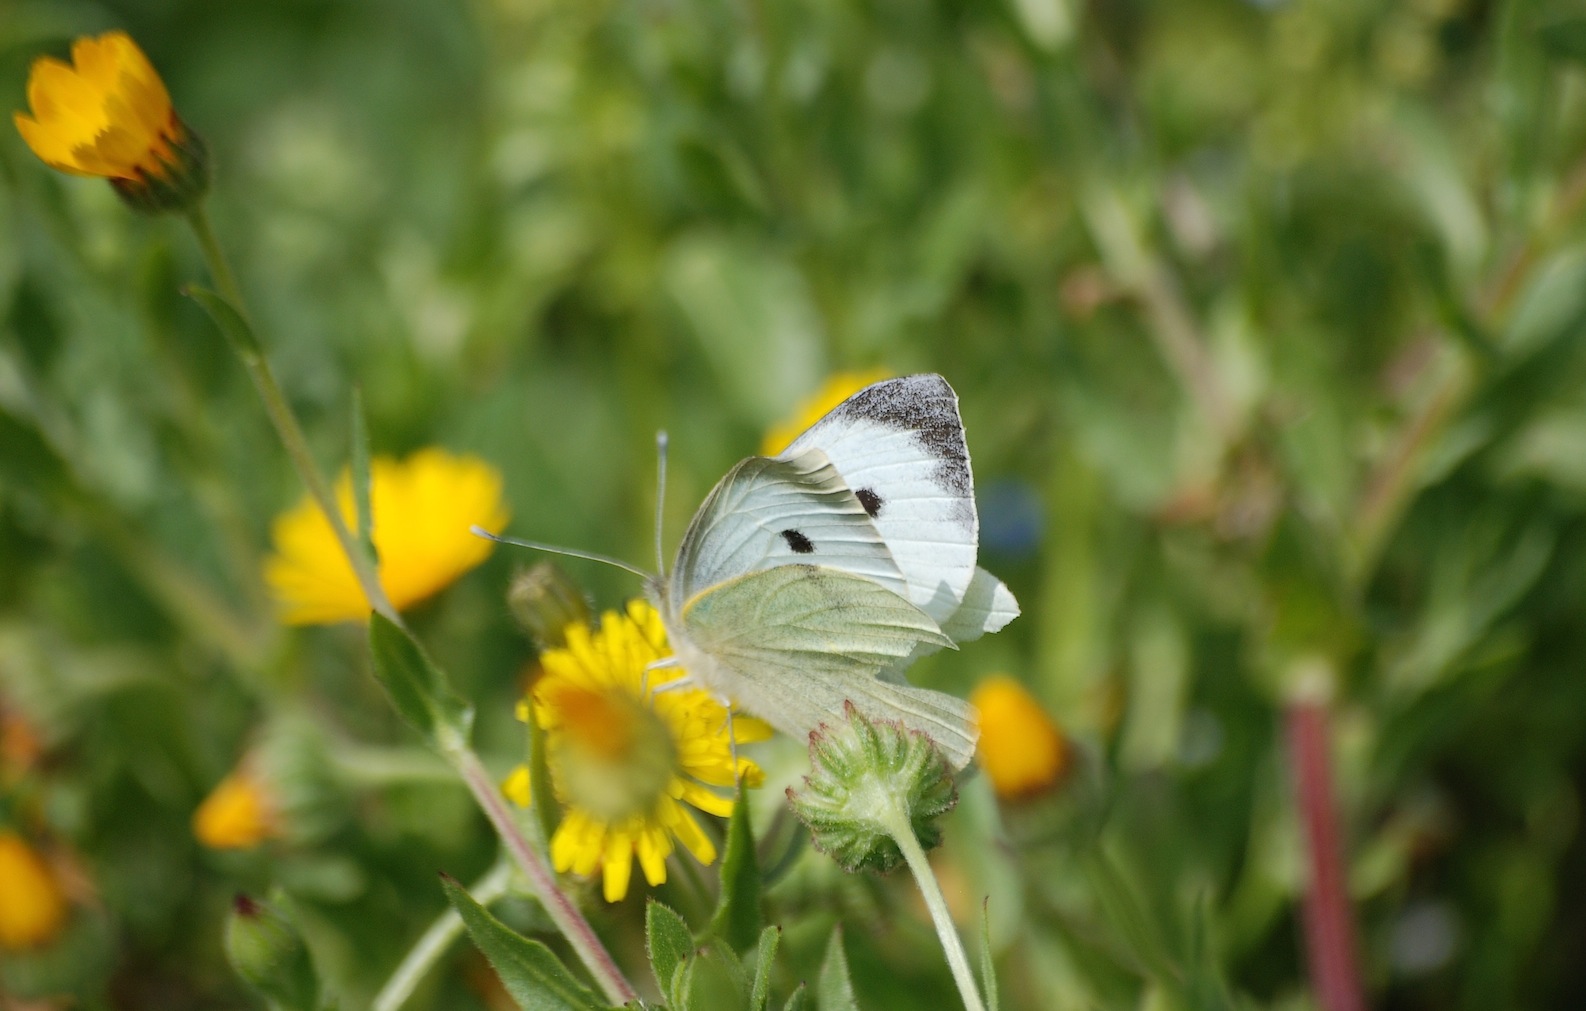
[110,122,212,216]
[225,893,319,1011]
[508,562,591,649]
[786,702,958,874]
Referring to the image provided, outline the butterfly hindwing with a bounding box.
[676,564,976,769]
[779,374,979,626]
[670,449,907,605]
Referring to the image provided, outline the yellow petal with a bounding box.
[601,833,633,902]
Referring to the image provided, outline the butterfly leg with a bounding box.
[642,657,689,698]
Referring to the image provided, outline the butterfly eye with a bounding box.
[779,529,815,554]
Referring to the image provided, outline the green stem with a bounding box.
[453,749,639,1005]
[373,860,514,1011]
[183,205,399,627]
[882,804,987,1011]
[186,203,247,318]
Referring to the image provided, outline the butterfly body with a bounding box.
[649,375,1019,770]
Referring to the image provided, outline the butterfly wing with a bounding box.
[778,374,981,626]
[676,565,977,769]
[670,449,908,605]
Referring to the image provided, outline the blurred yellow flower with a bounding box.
[761,369,892,456]
[14,32,180,180]
[264,448,510,625]
[193,767,281,850]
[506,600,769,902]
[0,831,67,950]
[970,675,1069,801]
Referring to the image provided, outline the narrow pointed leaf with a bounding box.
[645,900,694,1004]
[815,929,857,1011]
[349,387,377,564]
[368,613,474,752]
[979,900,999,1011]
[186,284,261,357]
[440,875,603,1011]
[749,926,780,1011]
[708,786,762,952]
[782,983,808,1011]
[528,713,560,849]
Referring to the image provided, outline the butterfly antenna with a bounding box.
[470,527,651,579]
[654,430,669,575]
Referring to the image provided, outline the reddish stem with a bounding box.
[1288,700,1367,1011]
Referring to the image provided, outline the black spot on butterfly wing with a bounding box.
[855,487,884,518]
[828,375,974,521]
[780,529,815,554]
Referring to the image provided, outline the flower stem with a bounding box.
[453,749,638,1005]
[881,803,986,1011]
[373,860,514,1011]
[183,204,400,627]
[181,205,635,1000]
[186,204,248,320]
[1288,697,1367,1011]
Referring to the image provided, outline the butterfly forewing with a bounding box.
[779,374,979,626]
[670,450,907,605]
[675,565,977,769]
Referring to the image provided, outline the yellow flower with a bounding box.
[507,600,770,902]
[761,369,892,456]
[13,32,209,212]
[264,448,510,625]
[970,675,1069,801]
[0,831,68,950]
[193,767,281,850]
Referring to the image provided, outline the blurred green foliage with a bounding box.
[3,0,1586,1007]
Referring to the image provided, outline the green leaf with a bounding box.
[645,900,694,1005]
[680,943,746,1011]
[749,926,780,1011]
[529,712,561,850]
[782,983,808,1011]
[440,875,604,1011]
[707,786,763,952]
[349,387,377,565]
[979,900,999,1011]
[185,283,261,357]
[367,613,474,752]
[815,929,857,1011]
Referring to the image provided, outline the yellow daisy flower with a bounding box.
[969,675,1070,801]
[508,600,770,902]
[760,369,893,456]
[192,767,280,850]
[0,831,67,951]
[264,448,510,625]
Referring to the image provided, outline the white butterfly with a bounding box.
[488,374,1018,769]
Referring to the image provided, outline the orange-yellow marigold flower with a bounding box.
[0,831,68,950]
[193,768,281,850]
[15,32,178,179]
[761,369,893,456]
[970,675,1069,801]
[264,448,510,625]
[505,600,769,902]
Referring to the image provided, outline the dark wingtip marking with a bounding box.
[855,487,883,518]
[780,529,815,554]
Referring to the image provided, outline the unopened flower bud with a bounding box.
[225,893,319,1011]
[787,702,957,874]
[508,562,590,649]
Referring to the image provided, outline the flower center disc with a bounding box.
[546,685,678,822]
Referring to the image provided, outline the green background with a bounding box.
[3,0,1586,1007]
